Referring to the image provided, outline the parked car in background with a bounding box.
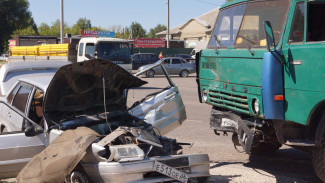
[0,59,210,183]
[0,54,8,62]
[173,54,195,62]
[138,57,196,77]
[131,53,159,70]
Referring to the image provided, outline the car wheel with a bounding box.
[180,70,189,77]
[65,166,89,183]
[146,70,155,78]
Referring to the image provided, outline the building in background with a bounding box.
[156,8,219,51]
[8,36,58,50]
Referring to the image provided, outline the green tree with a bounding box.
[0,0,34,53]
[129,21,146,38]
[147,24,166,38]
[47,19,71,37]
[71,18,92,35]
[38,23,51,36]
[12,18,39,37]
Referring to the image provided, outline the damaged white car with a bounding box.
[0,59,210,183]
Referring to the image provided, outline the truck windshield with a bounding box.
[208,0,289,49]
[97,42,131,64]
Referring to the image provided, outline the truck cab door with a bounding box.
[281,1,325,124]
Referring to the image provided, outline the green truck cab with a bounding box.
[196,0,325,181]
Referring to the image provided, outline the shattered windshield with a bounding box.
[97,42,132,64]
[208,0,289,49]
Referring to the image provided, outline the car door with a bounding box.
[170,58,184,74]
[156,58,171,75]
[130,64,187,135]
[0,83,46,179]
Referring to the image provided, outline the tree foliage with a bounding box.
[129,21,146,38]
[71,18,91,35]
[147,24,166,38]
[0,0,34,53]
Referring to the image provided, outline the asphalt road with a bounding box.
[128,74,321,183]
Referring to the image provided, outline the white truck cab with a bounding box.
[77,37,132,72]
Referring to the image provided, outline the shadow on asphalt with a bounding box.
[244,148,322,183]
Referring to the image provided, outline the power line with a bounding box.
[194,0,223,6]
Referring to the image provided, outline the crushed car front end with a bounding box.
[15,59,209,183]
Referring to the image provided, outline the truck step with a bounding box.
[285,139,315,147]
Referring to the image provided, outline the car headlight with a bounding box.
[202,89,208,102]
[109,144,144,162]
[252,98,260,114]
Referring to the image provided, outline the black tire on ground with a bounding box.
[312,118,325,182]
[146,70,155,78]
[179,70,189,77]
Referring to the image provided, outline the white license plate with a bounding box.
[153,160,188,183]
[221,118,236,127]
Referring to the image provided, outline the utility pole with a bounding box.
[167,0,170,48]
[60,0,64,44]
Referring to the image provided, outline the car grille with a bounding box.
[209,89,249,114]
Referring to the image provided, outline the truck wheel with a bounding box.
[146,70,155,78]
[180,70,189,77]
[312,127,325,182]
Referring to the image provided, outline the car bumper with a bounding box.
[82,153,210,183]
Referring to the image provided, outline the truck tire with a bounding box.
[312,127,325,182]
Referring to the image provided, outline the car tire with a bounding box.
[65,165,90,183]
[312,115,325,182]
[146,70,155,78]
[180,70,189,77]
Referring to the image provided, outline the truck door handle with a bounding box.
[164,92,176,100]
[7,112,11,117]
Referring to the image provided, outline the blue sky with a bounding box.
[28,0,224,31]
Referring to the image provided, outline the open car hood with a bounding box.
[44,59,147,124]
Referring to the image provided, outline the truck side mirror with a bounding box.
[264,21,276,52]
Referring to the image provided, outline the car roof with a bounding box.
[19,74,55,91]
[0,61,70,95]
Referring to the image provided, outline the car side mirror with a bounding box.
[264,21,276,52]
[25,125,43,137]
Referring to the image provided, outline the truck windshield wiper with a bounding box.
[237,35,256,45]
[213,35,222,54]
[237,35,255,56]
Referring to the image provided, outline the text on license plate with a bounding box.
[221,118,237,127]
[153,160,188,183]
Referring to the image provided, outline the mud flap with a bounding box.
[237,120,254,154]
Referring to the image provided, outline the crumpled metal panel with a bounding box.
[16,127,99,183]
